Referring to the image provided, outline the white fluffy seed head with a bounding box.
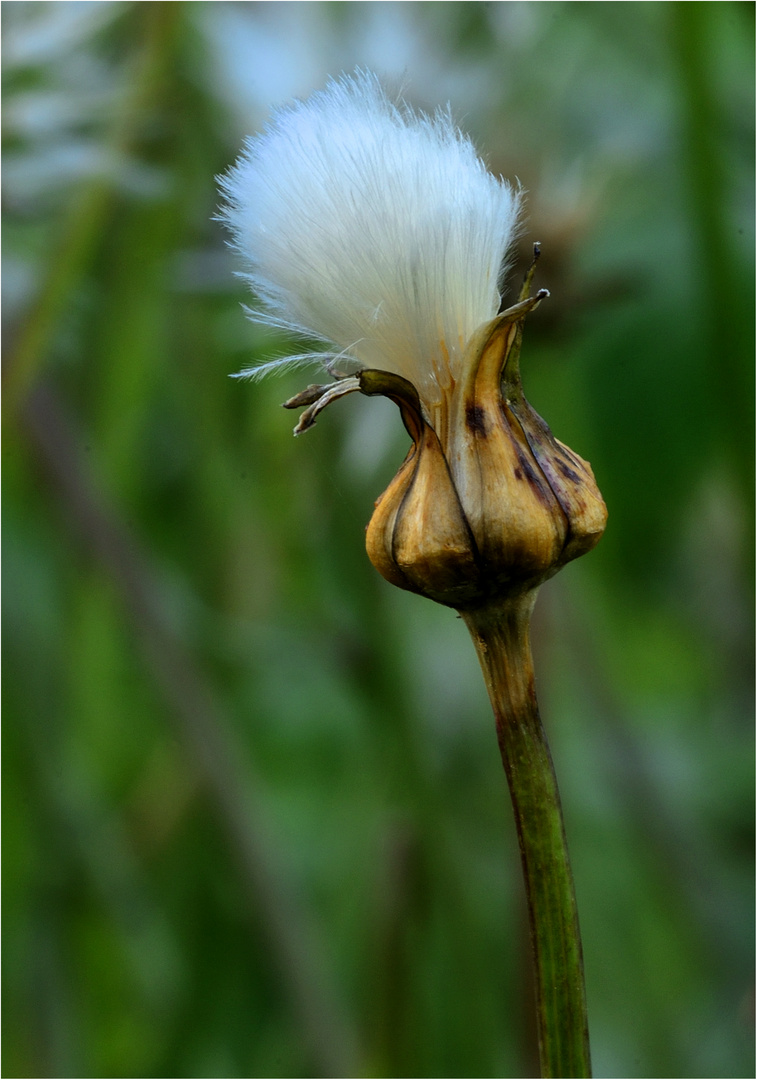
[218,70,521,411]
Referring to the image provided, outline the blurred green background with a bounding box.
[3,3,754,1078]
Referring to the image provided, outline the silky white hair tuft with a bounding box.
[218,70,521,409]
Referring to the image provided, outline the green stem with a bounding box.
[462,594,591,1079]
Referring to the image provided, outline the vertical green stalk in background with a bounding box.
[463,598,591,1078]
[2,3,180,418]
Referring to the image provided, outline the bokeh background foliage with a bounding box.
[2,3,754,1078]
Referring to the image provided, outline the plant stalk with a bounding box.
[461,594,591,1079]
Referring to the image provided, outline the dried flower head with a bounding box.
[219,71,606,610]
[220,75,604,1074]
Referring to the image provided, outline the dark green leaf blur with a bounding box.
[3,3,753,1077]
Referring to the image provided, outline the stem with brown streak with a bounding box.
[461,593,591,1079]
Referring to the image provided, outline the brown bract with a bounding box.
[285,293,607,612]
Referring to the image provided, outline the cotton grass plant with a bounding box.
[219,70,606,1079]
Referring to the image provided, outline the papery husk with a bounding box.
[361,298,607,609]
